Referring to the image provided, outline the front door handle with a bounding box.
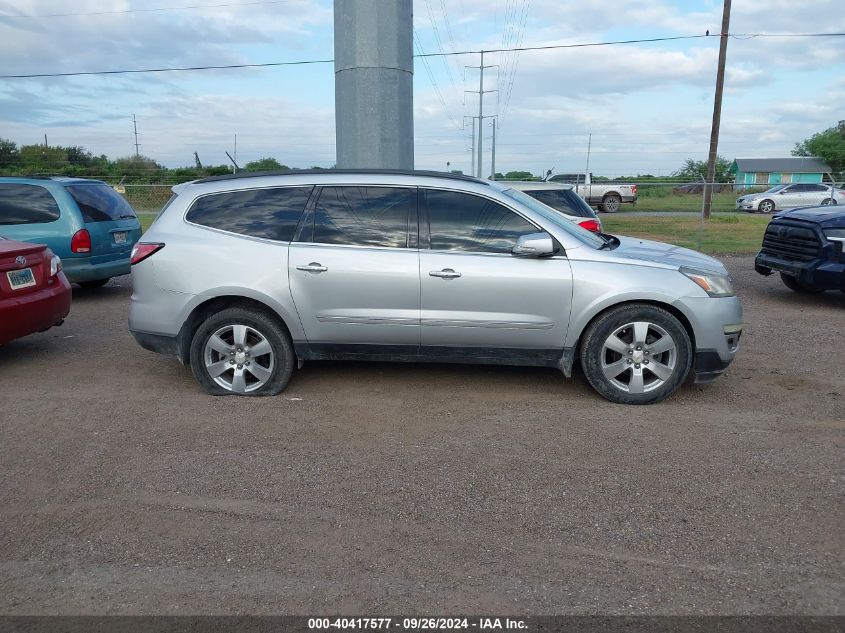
[296,262,328,273]
[429,268,461,279]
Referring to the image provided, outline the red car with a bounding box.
[0,238,71,345]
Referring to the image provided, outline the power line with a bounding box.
[2,32,843,79]
[0,0,300,19]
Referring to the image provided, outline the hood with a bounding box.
[775,206,845,225]
[610,236,728,275]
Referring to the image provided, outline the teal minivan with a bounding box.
[0,177,142,288]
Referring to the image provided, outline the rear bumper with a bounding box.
[131,329,187,363]
[0,273,72,344]
[62,256,131,283]
[755,252,845,290]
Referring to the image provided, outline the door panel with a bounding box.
[288,243,420,345]
[420,251,572,349]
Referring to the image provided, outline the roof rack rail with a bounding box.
[192,168,488,185]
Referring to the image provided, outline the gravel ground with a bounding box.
[0,256,842,615]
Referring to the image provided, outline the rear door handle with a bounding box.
[296,262,328,273]
[429,268,461,279]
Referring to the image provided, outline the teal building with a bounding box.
[732,157,832,189]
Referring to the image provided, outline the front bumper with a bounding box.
[755,252,845,290]
[674,295,743,384]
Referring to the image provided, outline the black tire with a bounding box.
[601,193,622,213]
[189,306,294,396]
[758,199,775,214]
[77,278,110,289]
[779,272,824,294]
[580,304,692,405]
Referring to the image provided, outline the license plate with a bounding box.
[113,232,127,244]
[7,267,36,290]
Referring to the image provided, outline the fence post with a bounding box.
[698,176,707,252]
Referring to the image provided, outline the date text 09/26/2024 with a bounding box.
[308,617,528,630]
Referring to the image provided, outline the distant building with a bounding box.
[731,157,832,189]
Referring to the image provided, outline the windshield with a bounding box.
[66,184,137,223]
[764,185,787,194]
[499,187,606,249]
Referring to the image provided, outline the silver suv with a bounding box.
[129,170,743,405]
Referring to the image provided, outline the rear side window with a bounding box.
[523,189,595,218]
[66,184,138,223]
[186,186,313,242]
[311,186,412,248]
[423,189,537,253]
[0,184,61,225]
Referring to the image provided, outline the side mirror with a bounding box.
[512,232,555,257]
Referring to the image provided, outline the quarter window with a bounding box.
[0,184,61,225]
[423,189,537,253]
[186,186,313,242]
[312,186,412,248]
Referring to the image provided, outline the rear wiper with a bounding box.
[119,214,137,219]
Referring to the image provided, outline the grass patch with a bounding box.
[138,212,158,232]
[602,213,769,254]
[629,190,738,213]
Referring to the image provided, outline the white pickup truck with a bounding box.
[548,173,637,212]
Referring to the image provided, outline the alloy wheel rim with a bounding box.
[600,321,677,394]
[203,324,274,393]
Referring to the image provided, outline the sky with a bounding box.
[0,0,843,178]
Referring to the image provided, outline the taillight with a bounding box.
[579,219,602,233]
[631,185,638,196]
[71,229,91,253]
[131,242,164,265]
[50,255,62,277]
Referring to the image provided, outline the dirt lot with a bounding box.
[0,256,842,615]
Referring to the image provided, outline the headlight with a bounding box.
[681,268,734,297]
[823,228,845,242]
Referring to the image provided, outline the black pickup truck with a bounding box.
[755,205,845,293]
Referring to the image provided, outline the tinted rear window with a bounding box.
[311,186,413,248]
[66,184,138,222]
[522,189,596,218]
[186,186,313,242]
[0,184,61,225]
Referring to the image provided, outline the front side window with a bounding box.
[186,186,313,242]
[66,184,137,222]
[424,189,537,253]
[0,184,61,225]
[312,186,412,248]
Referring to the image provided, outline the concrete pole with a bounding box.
[334,0,414,169]
[470,118,476,176]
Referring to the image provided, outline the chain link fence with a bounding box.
[118,181,778,255]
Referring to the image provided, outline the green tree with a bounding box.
[0,138,19,169]
[792,124,845,178]
[244,157,288,171]
[504,170,536,180]
[672,156,731,182]
[18,144,69,173]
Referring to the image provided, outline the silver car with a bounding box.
[736,183,845,213]
[129,170,743,405]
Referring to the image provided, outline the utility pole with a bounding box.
[703,0,731,219]
[465,51,497,178]
[234,133,237,166]
[463,115,476,176]
[490,118,497,180]
[334,0,413,169]
[132,114,141,157]
[584,133,592,201]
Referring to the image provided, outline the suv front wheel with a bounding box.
[189,307,294,396]
[580,304,692,405]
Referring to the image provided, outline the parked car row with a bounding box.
[0,177,142,345]
[737,183,845,213]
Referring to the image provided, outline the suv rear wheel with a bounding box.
[189,307,294,396]
[580,304,692,405]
